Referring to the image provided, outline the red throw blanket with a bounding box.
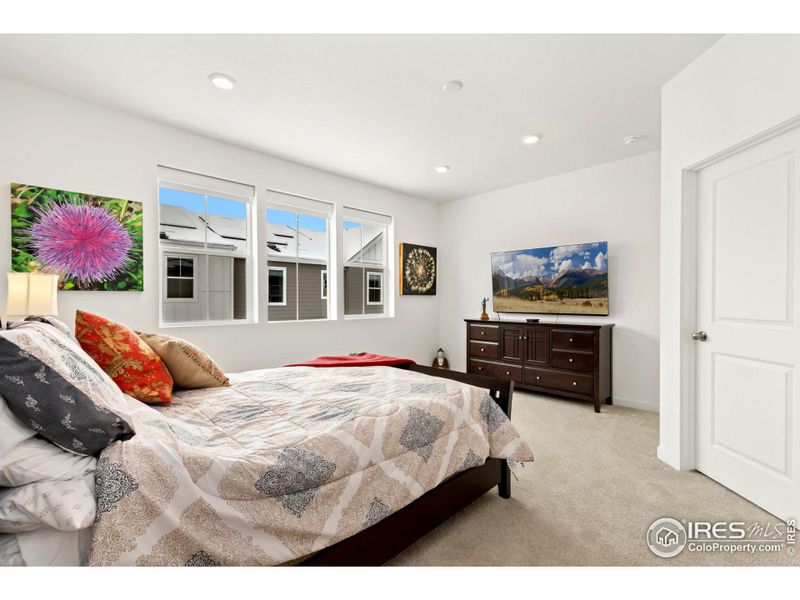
[285,353,416,368]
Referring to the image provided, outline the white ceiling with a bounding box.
[0,34,721,201]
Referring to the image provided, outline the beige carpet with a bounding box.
[389,392,799,566]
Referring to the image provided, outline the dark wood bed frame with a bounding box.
[301,364,514,566]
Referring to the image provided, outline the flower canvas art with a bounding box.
[11,183,144,291]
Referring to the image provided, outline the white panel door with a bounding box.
[696,127,800,520]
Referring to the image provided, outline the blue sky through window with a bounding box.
[159,187,247,219]
[267,208,327,232]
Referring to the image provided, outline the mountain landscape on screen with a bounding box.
[491,241,609,315]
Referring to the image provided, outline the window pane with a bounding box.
[159,188,206,247]
[178,279,194,299]
[266,208,298,258]
[361,224,384,265]
[179,258,194,278]
[166,278,181,298]
[297,213,328,261]
[166,257,182,277]
[207,196,248,253]
[343,220,363,263]
[159,177,252,325]
[368,288,381,303]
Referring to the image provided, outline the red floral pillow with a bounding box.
[75,310,173,404]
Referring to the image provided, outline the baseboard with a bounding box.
[612,397,659,413]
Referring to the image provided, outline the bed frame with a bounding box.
[301,364,514,566]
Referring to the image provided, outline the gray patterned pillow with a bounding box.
[0,321,134,456]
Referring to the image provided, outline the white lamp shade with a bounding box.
[5,272,59,317]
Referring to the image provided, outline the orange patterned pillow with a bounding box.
[75,310,174,404]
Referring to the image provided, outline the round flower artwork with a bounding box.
[401,244,437,295]
[10,183,144,291]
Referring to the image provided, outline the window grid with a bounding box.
[366,271,383,305]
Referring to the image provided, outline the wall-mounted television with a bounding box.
[491,241,609,316]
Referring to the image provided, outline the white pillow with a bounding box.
[0,474,96,533]
[1,395,95,487]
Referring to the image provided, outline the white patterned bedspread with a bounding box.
[89,366,534,566]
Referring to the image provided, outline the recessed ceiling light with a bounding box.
[623,135,641,145]
[433,165,450,173]
[209,72,236,90]
[442,81,463,93]
[521,134,541,145]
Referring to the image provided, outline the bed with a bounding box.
[0,320,533,566]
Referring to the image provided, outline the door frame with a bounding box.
[673,114,800,471]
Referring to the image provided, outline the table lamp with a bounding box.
[2,272,59,328]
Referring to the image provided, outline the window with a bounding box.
[266,190,333,322]
[366,272,383,305]
[268,267,287,305]
[342,207,392,317]
[164,256,197,301]
[158,166,254,325]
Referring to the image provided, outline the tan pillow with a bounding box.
[135,332,229,390]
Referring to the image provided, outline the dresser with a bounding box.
[465,319,613,412]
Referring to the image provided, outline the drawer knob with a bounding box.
[536,376,541,380]
[572,381,577,386]
[569,338,574,343]
[478,366,483,371]
[518,336,522,340]
[480,348,484,352]
[481,331,485,335]
[506,371,510,376]
[569,358,573,363]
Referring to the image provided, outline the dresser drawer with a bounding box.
[551,349,594,372]
[468,359,495,376]
[551,329,594,351]
[469,323,500,342]
[469,341,499,359]
[492,362,523,385]
[468,359,523,385]
[525,368,594,396]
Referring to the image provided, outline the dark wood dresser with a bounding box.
[465,319,613,412]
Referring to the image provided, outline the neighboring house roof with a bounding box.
[266,222,328,262]
[343,227,383,265]
[160,204,247,253]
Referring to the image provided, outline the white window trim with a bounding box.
[265,198,333,321]
[321,270,328,300]
[157,177,256,328]
[366,271,384,306]
[268,266,288,306]
[163,254,199,303]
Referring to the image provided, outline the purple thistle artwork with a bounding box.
[11,183,144,291]
[30,203,133,284]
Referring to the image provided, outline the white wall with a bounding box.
[0,77,439,371]
[437,151,661,411]
[659,34,800,468]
